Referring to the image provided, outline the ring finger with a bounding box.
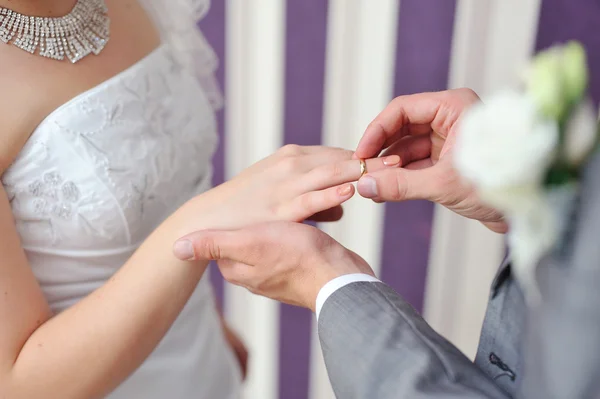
[301,155,401,192]
[283,183,356,222]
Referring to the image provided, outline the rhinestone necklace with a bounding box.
[0,0,110,63]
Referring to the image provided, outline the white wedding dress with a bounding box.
[1,1,242,398]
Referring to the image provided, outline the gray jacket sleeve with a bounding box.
[318,281,510,399]
[318,154,600,399]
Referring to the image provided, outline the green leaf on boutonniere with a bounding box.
[532,41,598,183]
[544,165,576,187]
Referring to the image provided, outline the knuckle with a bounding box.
[275,201,300,222]
[453,87,480,104]
[278,144,302,157]
[366,120,382,133]
[389,95,406,108]
[393,172,409,201]
[299,193,316,213]
[269,203,283,220]
[324,162,344,179]
[336,149,354,160]
[433,90,477,137]
[200,237,221,260]
[269,201,287,220]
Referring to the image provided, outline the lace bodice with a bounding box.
[4,45,217,253]
[1,1,241,398]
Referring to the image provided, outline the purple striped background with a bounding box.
[198,1,226,306]
[279,3,329,399]
[536,0,600,105]
[381,0,456,313]
[199,2,600,398]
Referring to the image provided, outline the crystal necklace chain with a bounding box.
[0,0,110,63]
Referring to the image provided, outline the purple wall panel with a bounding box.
[279,2,329,399]
[535,0,600,105]
[198,2,226,305]
[380,0,457,312]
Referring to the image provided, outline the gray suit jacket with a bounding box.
[318,152,600,398]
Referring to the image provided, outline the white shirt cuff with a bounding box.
[315,273,380,320]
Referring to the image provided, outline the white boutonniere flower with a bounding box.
[454,41,599,304]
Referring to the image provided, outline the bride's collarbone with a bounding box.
[0,0,161,161]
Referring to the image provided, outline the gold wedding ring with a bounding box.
[359,159,367,177]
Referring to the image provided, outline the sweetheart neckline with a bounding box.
[31,44,168,137]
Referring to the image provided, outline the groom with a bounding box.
[175,89,600,398]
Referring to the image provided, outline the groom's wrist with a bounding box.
[314,273,380,320]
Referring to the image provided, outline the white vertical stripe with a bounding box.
[423,0,542,360]
[224,1,286,398]
[309,1,400,398]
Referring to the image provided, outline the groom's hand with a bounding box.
[355,88,508,233]
[173,222,374,311]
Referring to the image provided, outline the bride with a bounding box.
[0,0,395,398]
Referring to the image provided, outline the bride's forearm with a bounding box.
[4,201,209,399]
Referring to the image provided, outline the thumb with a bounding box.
[173,228,258,263]
[357,167,442,202]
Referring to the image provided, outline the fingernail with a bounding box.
[173,240,195,260]
[357,176,378,198]
[338,184,353,196]
[383,155,400,166]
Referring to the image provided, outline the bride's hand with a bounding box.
[177,145,400,235]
